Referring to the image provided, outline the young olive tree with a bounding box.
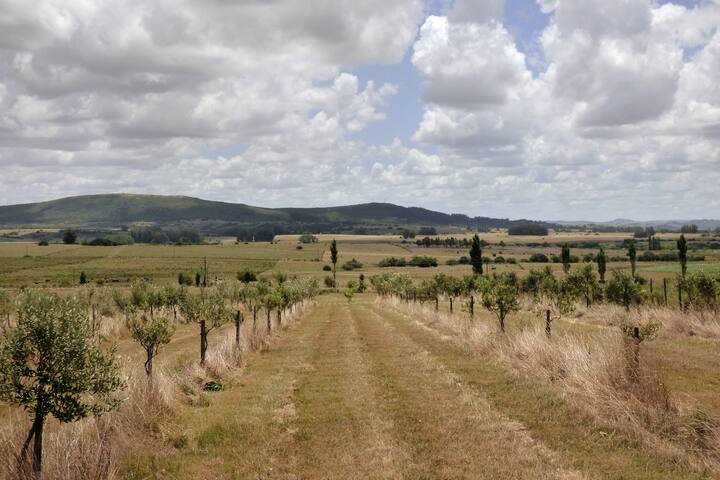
[237,281,264,334]
[566,264,602,308]
[180,290,232,366]
[481,273,520,333]
[606,271,643,311]
[619,320,660,382]
[125,312,175,378]
[0,292,123,478]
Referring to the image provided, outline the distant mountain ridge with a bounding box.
[0,194,547,233]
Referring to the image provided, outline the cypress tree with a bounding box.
[627,241,637,277]
[561,244,571,274]
[469,234,483,275]
[677,234,688,278]
[596,248,607,283]
[330,239,338,284]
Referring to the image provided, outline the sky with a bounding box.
[0,0,719,221]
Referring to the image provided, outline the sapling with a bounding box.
[125,312,175,378]
[0,292,123,478]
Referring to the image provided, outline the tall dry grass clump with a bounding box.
[574,304,720,339]
[0,365,177,480]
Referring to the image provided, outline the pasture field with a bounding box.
[2,230,720,479]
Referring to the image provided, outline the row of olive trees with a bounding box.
[371,264,715,334]
[113,275,319,372]
[0,273,319,479]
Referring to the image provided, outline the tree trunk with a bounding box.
[266,309,272,334]
[144,348,153,378]
[469,296,474,317]
[17,419,36,475]
[252,309,257,334]
[630,327,641,383]
[449,297,453,314]
[435,297,439,311]
[32,414,44,479]
[200,320,207,366]
[235,311,242,347]
[277,309,282,327]
[678,282,683,311]
[499,306,506,333]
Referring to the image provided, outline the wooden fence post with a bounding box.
[677,280,683,311]
[663,278,668,306]
[469,296,474,318]
[545,310,552,338]
[631,326,641,383]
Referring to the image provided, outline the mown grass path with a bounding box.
[143,295,711,479]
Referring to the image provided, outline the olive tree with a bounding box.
[566,264,602,308]
[480,273,520,333]
[125,312,175,378]
[180,290,232,366]
[0,292,123,478]
[606,271,643,311]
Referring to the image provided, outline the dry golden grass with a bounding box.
[380,296,720,475]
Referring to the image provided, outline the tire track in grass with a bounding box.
[371,301,711,480]
[290,295,409,479]
[352,297,580,480]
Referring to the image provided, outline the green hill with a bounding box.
[0,193,549,237]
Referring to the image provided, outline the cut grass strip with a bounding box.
[371,301,711,479]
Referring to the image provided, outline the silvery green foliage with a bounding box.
[0,291,123,422]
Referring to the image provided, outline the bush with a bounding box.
[298,233,318,244]
[324,276,336,288]
[88,238,114,246]
[62,229,77,245]
[237,269,257,283]
[378,257,407,267]
[408,256,438,268]
[38,240,49,246]
[528,253,549,263]
[322,265,332,271]
[342,258,363,271]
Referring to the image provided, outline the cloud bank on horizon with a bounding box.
[0,0,718,221]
